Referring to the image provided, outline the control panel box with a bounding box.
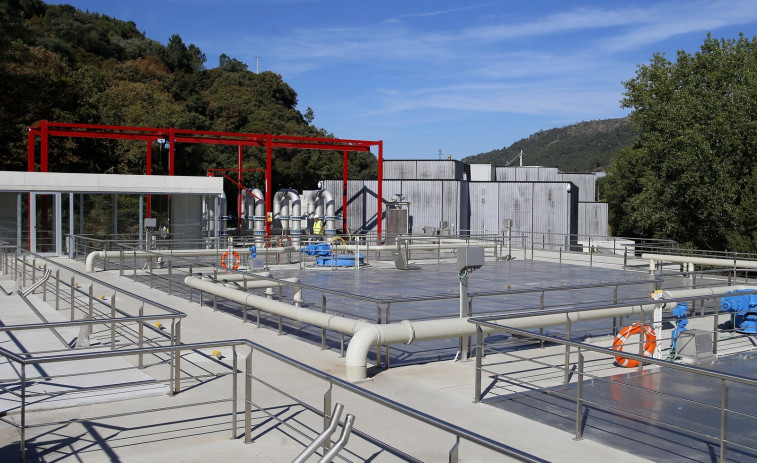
[457,246,484,270]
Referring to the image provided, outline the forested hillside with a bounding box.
[0,0,377,192]
[463,117,637,172]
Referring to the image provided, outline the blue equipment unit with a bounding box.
[302,243,331,257]
[249,245,257,259]
[720,290,757,334]
[670,302,689,356]
[315,254,365,267]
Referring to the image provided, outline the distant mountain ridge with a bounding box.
[462,117,637,172]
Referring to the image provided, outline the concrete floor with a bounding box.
[0,251,753,462]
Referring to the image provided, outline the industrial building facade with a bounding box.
[323,159,607,245]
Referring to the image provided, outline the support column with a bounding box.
[29,194,36,253]
[139,195,144,250]
[55,192,62,256]
[265,134,272,235]
[377,141,383,240]
[237,145,243,236]
[146,140,152,218]
[69,193,74,258]
[343,150,348,234]
[113,194,118,237]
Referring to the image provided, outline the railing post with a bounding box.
[449,436,460,463]
[321,294,327,350]
[138,304,144,368]
[55,269,60,311]
[88,284,93,335]
[149,255,154,288]
[22,255,27,287]
[575,350,584,440]
[20,363,26,463]
[720,379,728,463]
[244,349,253,444]
[475,326,483,403]
[323,385,333,451]
[110,293,116,350]
[169,320,175,396]
[42,263,47,301]
[167,258,172,295]
[232,345,238,439]
[564,315,572,385]
[70,276,75,321]
[133,251,137,282]
[174,320,181,394]
[119,248,124,276]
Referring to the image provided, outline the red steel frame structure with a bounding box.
[27,120,384,237]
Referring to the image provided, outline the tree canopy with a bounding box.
[604,34,757,252]
[0,0,378,194]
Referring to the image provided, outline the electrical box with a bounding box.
[144,218,157,228]
[457,246,484,270]
[677,329,715,364]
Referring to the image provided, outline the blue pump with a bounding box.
[669,302,689,358]
[720,290,757,334]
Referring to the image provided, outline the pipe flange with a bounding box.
[400,320,416,345]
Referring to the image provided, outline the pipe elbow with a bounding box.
[345,324,380,382]
[85,251,102,273]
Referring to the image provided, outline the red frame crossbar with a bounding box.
[27,121,384,237]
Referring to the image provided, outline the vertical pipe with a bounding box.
[168,259,172,295]
[139,195,144,250]
[169,320,175,396]
[27,127,35,172]
[377,141,383,241]
[449,436,460,463]
[244,349,252,443]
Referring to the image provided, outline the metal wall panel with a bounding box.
[441,180,462,233]
[416,160,463,180]
[561,173,596,202]
[494,168,517,182]
[468,182,499,232]
[531,183,570,236]
[383,161,416,180]
[498,183,533,234]
[578,202,608,237]
[171,195,203,241]
[402,180,441,233]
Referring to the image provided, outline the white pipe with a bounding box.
[331,243,497,252]
[208,275,303,305]
[185,276,369,332]
[187,273,754,381]
[643,253,757,270]
[85,247,297,272]
[308,190,335,236]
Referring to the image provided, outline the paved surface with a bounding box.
[0,250,752,462]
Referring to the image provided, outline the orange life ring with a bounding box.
[612,323,656,368]
[220,251,240,270]
[278,236,292,248]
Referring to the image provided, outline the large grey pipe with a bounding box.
[274,189,302,246]
[248,188,265,246]
[308,189,335,237]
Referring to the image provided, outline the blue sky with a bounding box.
[48,0,757,161]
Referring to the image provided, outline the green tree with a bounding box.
[605,34,757,251]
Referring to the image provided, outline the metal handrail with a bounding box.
[291,403,344,463]
[316,414,355,463]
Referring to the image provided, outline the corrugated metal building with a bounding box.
[323,160,606,240]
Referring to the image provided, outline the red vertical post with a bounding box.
[168,127,175,176]
[237,145,243,236]
[265,134,273,236]
[40,119,49,172]
[377,141,383,241]
[342,150,348,234]
[27,128,35,172]
[146,141,152,218]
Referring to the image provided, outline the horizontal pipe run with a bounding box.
[643,253,757,269]
[86,247,297,272]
